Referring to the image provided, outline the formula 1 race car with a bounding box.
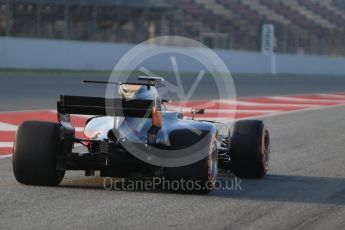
[12,76,270,193]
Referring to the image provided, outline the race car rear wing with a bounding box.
[57,95,163,143]
[57,95,154,118]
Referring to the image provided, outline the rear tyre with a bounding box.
[164,135,218,193]
[12,121,65,186]
[230,120,270,178]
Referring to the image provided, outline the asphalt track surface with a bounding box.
[0,74,345,229]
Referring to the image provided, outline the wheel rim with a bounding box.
[208,136,218,187]
[262,129,270,170]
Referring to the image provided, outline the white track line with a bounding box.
[173,99,302,107]
[0,142,13,148]
[0,122,18,131]
[269,96,345,103]
[0,154,12,159]
[317,93,345,99]
[240,103,345,120]
[223,100,319,108]
[197,103,345,123]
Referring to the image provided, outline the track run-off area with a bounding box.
[2,92,345,157]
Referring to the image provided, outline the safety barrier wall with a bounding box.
[1,37,345,75]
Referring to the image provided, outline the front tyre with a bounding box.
[13,121,65,186]
[230,120,270,178]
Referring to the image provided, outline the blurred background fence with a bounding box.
[1,37,345,75]
[0,0,344,56]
